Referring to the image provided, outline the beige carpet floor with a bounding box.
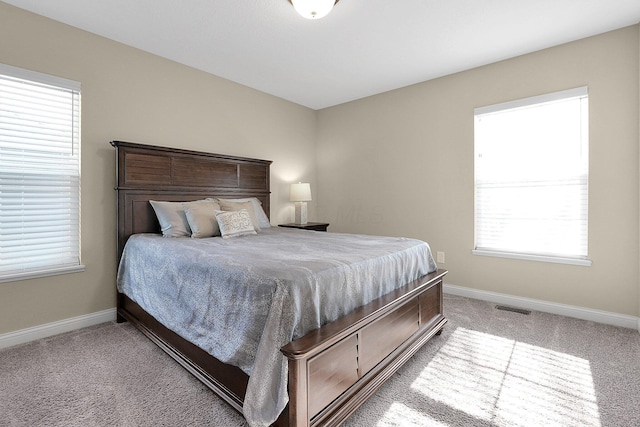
[1,294,639,426]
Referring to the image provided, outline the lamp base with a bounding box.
[294,202,308,224]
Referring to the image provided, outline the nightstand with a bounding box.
[279,222,330,232]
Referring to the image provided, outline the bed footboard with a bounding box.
[281,268,447,427]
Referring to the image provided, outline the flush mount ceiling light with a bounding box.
[289,0,340,19]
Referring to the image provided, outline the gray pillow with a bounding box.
[217,200,261,231]
[184,200,222,238]
[213,197,270,228]
[149,199,212,237]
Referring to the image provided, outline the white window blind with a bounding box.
[474,87,590,265]
[0,64,83,282]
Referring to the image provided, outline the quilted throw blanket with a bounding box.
[117,228,437,427]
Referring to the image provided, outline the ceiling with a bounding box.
[3,0,640,110]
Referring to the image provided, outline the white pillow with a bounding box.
[213,197,270,228]
[215,209,257,239]
[184,200,221,238]
[217,200,261,231]
[149,199,211,237]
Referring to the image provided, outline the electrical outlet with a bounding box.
[437,251,445,264]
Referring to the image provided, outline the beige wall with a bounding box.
[1,2,638,336]
[0,3,317,334]
[317,25,640,317]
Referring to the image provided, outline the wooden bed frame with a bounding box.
[112,140,447,427]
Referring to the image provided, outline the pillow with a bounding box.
[149,199,211,237]
[184,200,221,238]
[215,209,257,239]
[217,200,261,231]
[213,197,270,229]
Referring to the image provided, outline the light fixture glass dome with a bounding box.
[291,0,337,19]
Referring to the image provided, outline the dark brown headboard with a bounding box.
[111,140,272,260]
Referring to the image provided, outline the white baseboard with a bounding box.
[444,283,640,333]
[2,285,639,349]
[0,308,117,350]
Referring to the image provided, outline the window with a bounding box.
[473,87,590,266]
[0,64,83,282]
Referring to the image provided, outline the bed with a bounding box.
[112,140,447,427]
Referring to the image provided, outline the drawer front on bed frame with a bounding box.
[419,281,442,328]
[358,297,420,375]
[307,335,359,418]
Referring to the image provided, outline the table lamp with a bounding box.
[290,182,312,224]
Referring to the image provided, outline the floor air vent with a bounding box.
[495,305,531,315]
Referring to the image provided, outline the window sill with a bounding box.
[0,264,86,284]
[472,250,592,267]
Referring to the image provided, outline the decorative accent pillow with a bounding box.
[215,209,257,239]
[184,200,221,238]
[149,199,211,237]
[213,197,270,229]
[217,200,261,231]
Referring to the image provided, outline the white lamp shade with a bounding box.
[290,0,336,19]
[290,182,312,202]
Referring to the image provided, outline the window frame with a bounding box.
[472,87,591,267]
[0,63,84,283]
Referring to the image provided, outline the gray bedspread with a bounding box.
[117,227,437,427]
